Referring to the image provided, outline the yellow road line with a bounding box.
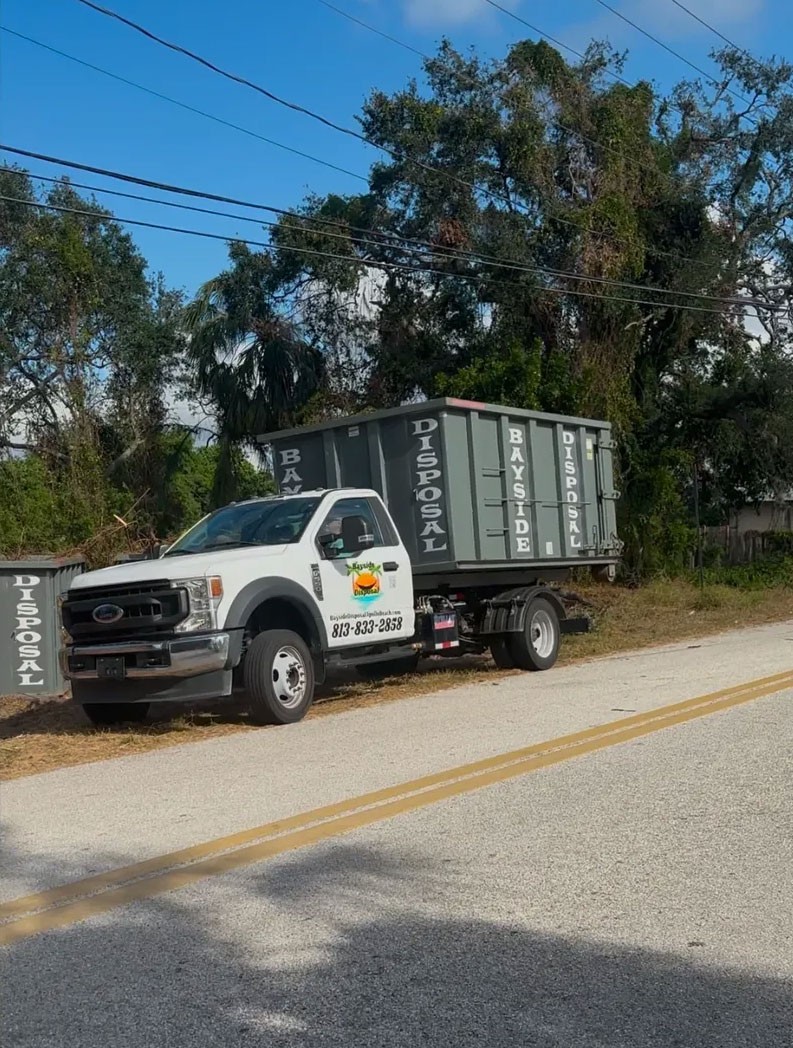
[1,669,791,947]
[5,667,789,922]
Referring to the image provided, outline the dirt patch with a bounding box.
[3,581,793,781]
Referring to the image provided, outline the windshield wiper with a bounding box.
[202,539,264,551]
[162,539,265,557]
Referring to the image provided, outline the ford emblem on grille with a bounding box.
[92,603,124,624]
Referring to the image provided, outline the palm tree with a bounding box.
[183,246,323,504]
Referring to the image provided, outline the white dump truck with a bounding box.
[60,399,619,725]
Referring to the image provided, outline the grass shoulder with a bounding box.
[2,576,793,781]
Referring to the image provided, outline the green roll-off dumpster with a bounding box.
[0,558,85,696]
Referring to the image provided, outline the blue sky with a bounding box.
[2,0,792,298]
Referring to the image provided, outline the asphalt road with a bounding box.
[2,621,793,1046]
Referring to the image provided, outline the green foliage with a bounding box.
[617,448,694,579]
[182,244,323,502]
[435,339,542,408]
[159,437,274,534]
[0,437,273,563]
[0,456,64,555]
[699,555,793,590]
[7,35,793,581]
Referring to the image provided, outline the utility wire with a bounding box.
[0,27,366,184]
[0,193,761,317]
[315,0,426,59]
[17,166,768,311]
[312,1,736,280]
[666,0,758,59]
[8,21,723,278]
[588,0,756,113]
[484,0,758,126]
[4,146,774,311]
[74,0,477,185]
[319,0,674,189]
[74,0,724,250]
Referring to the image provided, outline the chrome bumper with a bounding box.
[60,633,230,681]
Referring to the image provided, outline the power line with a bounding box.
[0,193,760,317]
[0,26,367,184]
[319,0,666,186]
[3,146,775,312]
[75,0,699,238]
[484,0,757,126]
[312,1,736,280]
[666,0,756,58]
[315,0,426,59]
[19,167,767,310]
[10,22,721,279]
[588,0,756,113]
[74,0,457,179]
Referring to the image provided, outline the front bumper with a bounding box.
[60,633,231,681]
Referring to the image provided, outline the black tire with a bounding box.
[244,629,315,725]
[508,597,561,671]
[82,702,150,726]
[490,638,517,669]
[356,654,420,681]
[591,564,617,584]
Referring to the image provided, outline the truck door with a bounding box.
[312,495,415,649]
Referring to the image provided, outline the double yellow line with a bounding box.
[2,667,791,947]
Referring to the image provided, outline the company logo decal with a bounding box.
[92,603,125,624]
[348,562,382,601]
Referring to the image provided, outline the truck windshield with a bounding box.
[163,497,321,557]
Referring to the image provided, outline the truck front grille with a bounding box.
[62,581,188,642]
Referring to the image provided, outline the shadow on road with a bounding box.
[4,840,791,1047]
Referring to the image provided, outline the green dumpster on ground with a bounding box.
[0,558,85,696]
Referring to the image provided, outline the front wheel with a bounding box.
[81,702,150,726]
[244,629,315,725]
[508,597,560,671]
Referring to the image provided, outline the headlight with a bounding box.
[172,576,223,633]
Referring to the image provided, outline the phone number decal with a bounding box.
[331,615,404,639]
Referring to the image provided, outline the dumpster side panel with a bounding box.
[396,408,453,566]
[476,413,509,561]
[262,399,619,574]
[0,559,84,696]
[440,411,475,563]
[271,432,331,493]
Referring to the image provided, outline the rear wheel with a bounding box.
[490,638,516,669]
[508,597,560,671]
[244,629,315,725]
[82,702,150,726]
[356,654,420,681]
[591,564,617,584]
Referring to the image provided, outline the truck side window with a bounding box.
[318,498,384,558]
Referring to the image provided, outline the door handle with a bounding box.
[383,561,399,572]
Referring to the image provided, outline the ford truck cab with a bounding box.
[61,489,419,726]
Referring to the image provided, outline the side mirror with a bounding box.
[150,543,165,559]
[341,515,375,556]
[318,532,340,559]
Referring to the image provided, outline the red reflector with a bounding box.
[447,398,487,411]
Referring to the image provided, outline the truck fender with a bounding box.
[224,578,329,652]
[478,586,567,636]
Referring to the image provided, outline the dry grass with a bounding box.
[3,580,793,782]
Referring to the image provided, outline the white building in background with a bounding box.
[706,493,793,563]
